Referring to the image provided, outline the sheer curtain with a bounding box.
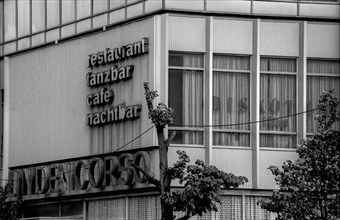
[307,59,340,133]
[212,55,250,146]
[169,53,203,144]
[260,58,297,148]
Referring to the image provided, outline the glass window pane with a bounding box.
[307,59,340,74]
[62,0,75,24]
[77,19,91,33]
[213,55,250,70]
[47,0,60,28]
[213,73,250,146]
[213,132,250,146]
[93,0,108,14]
[260,58,297,148]
[93,14,107,28]
[18,38,30,50]
[260,134,296,149]
[127,0,140,5]
[77,0,91,19]
[110,0,125,9]
[0,1,3,43]
[4,42,17,54]
[260,74,296,132]
[32,0,46,33]
[109,8,125,24]
[212,55,250,147]
[170,130,203,145]
[18,0,31,37]
[46,29,60,42]
[4,0,16,41]
[169,53,204,145]
[260,57,296,72]
[61,24,75,38]
[169,53,203,68]
[307,60,340,133]
[32,33,45,47]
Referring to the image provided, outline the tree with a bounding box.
[0,180,21,220]
[132,83,248,220]
[259,90,340,220]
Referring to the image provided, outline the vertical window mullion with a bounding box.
[91,0,93,29]
[15,0,18,51]
[29,0,32,47]
[44,0,47,43]
[59,0,62,39]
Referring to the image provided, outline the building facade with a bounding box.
[0,0,339,219]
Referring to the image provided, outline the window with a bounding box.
[110,0,126,9]
[18,0,31,37]
[32,0,46,33]
[212,55,251,147]
[77,0,92,19]
[47,0,60,28]
[168,53,204,145]
[62,0,75,24]
[93,0,108,14]
[4,0,16,41]
[307,59,340,133]
[260,57,297,148]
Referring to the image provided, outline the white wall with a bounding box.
[7,17,158,167]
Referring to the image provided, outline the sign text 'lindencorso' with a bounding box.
[86,38,149,126]
[8,151,151,200]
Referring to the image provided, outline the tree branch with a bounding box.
[166,131,176,146]
[143,82,155,112]
[131,163,160,188]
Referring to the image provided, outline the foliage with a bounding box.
[144,85,174,128]
[259,90,340,220]
[0,180,21,220]
[141,82,248,220]
[169,151,248,219]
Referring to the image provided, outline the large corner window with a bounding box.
[260,57,297,148]
[307,59,340,134]
[168,53,204,145]
[212,55,251,147]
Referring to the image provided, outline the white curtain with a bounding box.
[307,60,340,133]
[260,58,297,148]
[245,196,277,220]
[169,53,203,145]
[212,55,250,146]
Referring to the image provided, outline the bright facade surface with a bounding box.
[0,0,339,219]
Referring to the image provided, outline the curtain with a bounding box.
[88,197,126,219]
[212,196,242,220]
[169,53,203,145]
[307,60,340,133]
[212,55,250,146]
[182,70,203,144]
[245,196,277,220]
[260,58,297,148]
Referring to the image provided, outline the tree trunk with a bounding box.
[157,127,174,220]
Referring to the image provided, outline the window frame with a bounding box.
[168,52,205,146]
[212,53,252,147]
[259,56,299,149]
